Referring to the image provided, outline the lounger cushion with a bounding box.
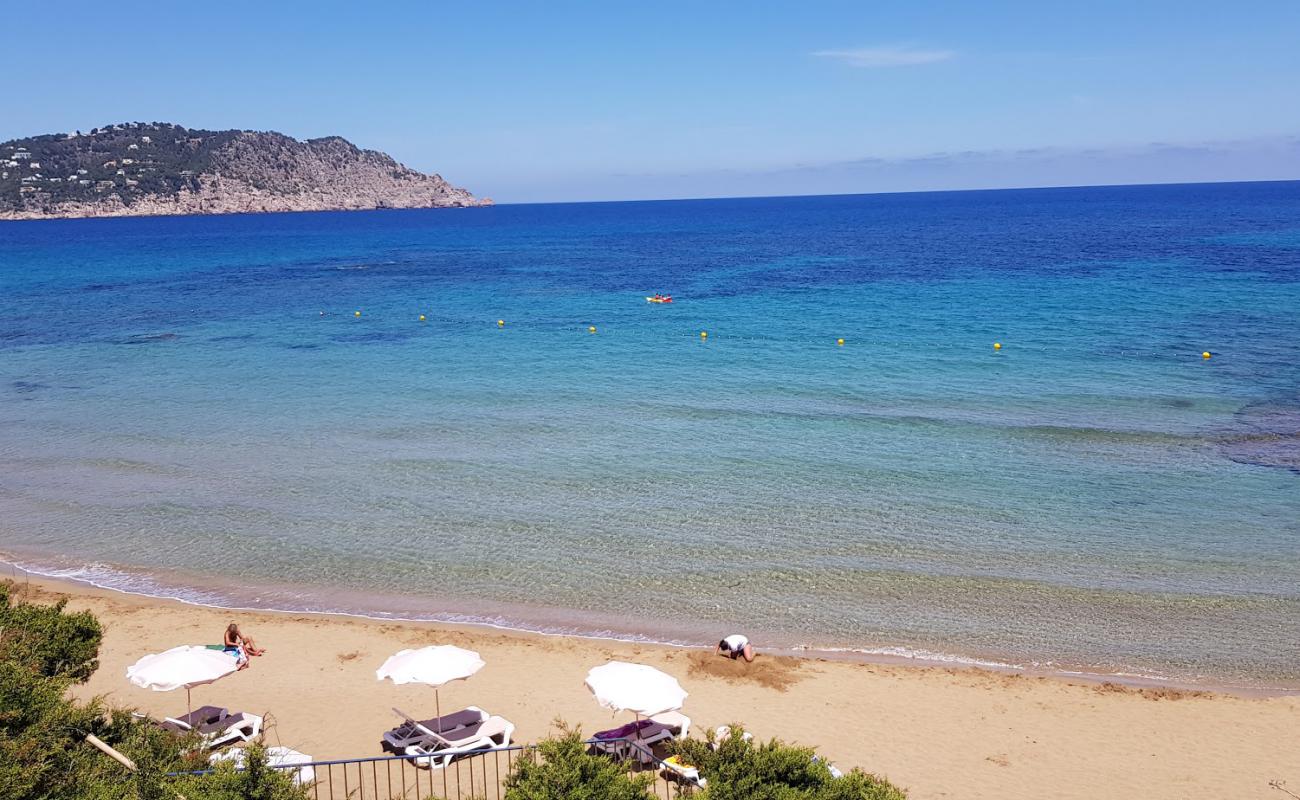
[174,706,227,728]
[383,707,487,750]
[390,708,484,737]
[594,719,655,740]
[416,719,488,748]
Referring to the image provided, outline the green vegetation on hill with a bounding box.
[0,122,223,209]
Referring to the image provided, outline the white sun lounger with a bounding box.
[211,745,316,786]
[383,706,487,751]
[712,725,753,749]
[163,710,263,750]
[160,705,227,732]
[592,714,690,764]
[650,711,691,740]
[403,715,514,770]
[662,755,707,788]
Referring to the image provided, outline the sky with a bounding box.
[3,1,1299,203]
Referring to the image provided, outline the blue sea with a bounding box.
[2,182,1298,690]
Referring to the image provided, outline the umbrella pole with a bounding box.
[435,689,442,733]
[186,686,192,718]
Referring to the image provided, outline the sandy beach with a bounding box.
[9,574,1295,800]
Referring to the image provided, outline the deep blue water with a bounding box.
[2,182,1298,688]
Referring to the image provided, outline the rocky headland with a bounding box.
[0,122,490,220]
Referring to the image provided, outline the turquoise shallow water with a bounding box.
[1,183,1298,688]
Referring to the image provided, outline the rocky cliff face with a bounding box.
[0,123,489,220]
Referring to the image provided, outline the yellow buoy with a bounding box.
[837,338,845,346]
[354,310,362,317]
[497,319,504,327]
[993,342,1002,350]
[1202,351,1211,359]
[419,314,426,322]
[700,331,708,339]
[588,326,597,334]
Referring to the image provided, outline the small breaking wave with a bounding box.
[792,644,1026,672]
[3,554,1291,694]
[4,559,234,608]
[0,556,696,648]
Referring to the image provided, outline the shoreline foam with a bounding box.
[6,554,1292,697]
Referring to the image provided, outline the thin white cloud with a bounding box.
[812,45,954,68]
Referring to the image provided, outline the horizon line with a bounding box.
[485,177,1300,208]
[2,178,1295,225]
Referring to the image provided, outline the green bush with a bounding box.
[169,743,309,800]
[0,582,125,799]
[504,723,656,800]
[0,582,103,681]
[668,726,906,800]
[0,659,108,798]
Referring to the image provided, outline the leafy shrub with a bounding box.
[668,726,906,800]
[170,743,309,800]
[0,658,108,797]
[0,581,103,681]
[504,723,656,800]
[0,582,125,799]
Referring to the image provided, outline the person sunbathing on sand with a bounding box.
[716,634,754,662]
[224,623,264,668]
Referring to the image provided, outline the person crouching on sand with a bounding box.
[224,623,264,668]
[716,634,754,662]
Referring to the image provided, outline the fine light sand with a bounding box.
[17,576,1299,800]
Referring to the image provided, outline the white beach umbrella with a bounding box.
[585,661,687,718]
[376,645,485,731]
[126,645,240,717]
